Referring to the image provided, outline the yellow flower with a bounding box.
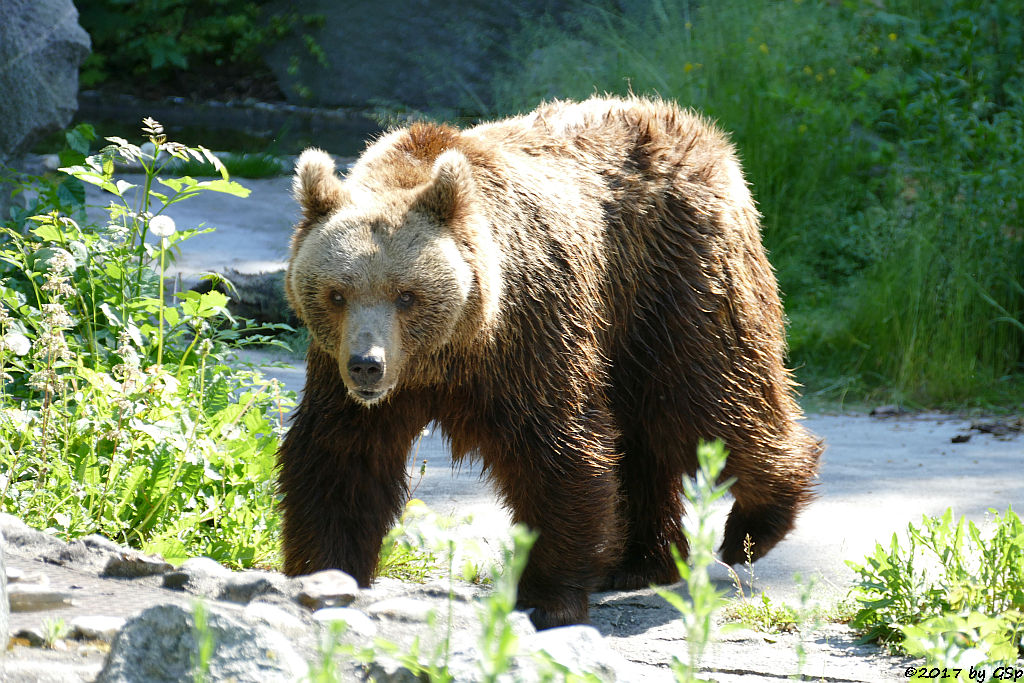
[803,66,813,75]
[889,32,898,41]
[759,43,769,54]
[798,124,808,134]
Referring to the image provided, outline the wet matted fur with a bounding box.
[278,96,823,629]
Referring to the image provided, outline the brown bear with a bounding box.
[277,95,822,629]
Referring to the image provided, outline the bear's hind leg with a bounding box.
[718,432,822,566]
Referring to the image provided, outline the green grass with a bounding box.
[493,0,1024,407]
[168,151,286,178]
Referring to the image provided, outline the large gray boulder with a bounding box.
[95,603,307,683]
[0,0,90,215]
[263,0,568,114]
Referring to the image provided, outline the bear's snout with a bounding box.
[347,352,386,388]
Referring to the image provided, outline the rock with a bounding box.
[242,601,310,640]
[313,607,377,640]
[869,404,906,417]
[0,649,104,682]
[95,603,306,683]
[523,625,644,681]
[363,657,422,683]
[0,514,69,558]
[262,0,568,112]
[0,0,90,216]
[38,534,172,578]
[1,530,7,649]
[365,597,438,623]
[7,584,73,612]
[217,570,292,604]
[101,550,173,579]
[13,626,47,647]
[295,569,359,609]
[69,616,127,643]
[162,556,232,597]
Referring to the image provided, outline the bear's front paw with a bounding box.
[517,590,589,630]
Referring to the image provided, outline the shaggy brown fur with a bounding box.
[278,96,823,629]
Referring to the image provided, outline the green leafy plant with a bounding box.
[191,601,215,683]
[40,617,68,649]
[0,120,294,567]
[847,506,1024,666]
[478,525,536,682]
[722,592,798,635]
[655,439,735,683]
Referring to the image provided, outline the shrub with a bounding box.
[77,0,324,96]
[0,121,294,566]
[495,0,1024,405]
[847,507,1024,666]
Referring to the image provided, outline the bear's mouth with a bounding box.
[352,388,388,405]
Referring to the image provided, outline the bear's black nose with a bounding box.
[348,353,385,387]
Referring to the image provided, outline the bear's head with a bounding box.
[286,137,501,406]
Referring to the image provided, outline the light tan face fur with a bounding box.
[286,149,477,406]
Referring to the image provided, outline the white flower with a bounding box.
[149,215,176,238]
[47,248,77,273]
[2,331,31,356]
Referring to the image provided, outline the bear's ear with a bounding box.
[411,149,474,223]
[293,148,348,221]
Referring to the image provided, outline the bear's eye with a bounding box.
[396,291,416,310]
[328,290,346,308]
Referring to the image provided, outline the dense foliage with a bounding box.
[0,123,293,566]
[76,0,321,97]
[495,0,1024,406]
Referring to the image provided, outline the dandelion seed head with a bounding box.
[149,215,176,238]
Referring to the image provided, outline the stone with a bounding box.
[0,0,90,217]
[313,607,377,640]
[7,584,73,612]
[13,626,46,647]
[0,0,90,160]
[94,603,306,683]
[0,651,104,682]
[37,534,172,578]
[365,597,437,623]
[0,530,7,649]
[217,570,292,605]
[295,569,359,610]
[69,616,127,643]
[0,514,69,558]
[523,625,644,681]
[242,601,310,640]
[162,556,232,597]
[101,550,173,579]
[262,0,568,113]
